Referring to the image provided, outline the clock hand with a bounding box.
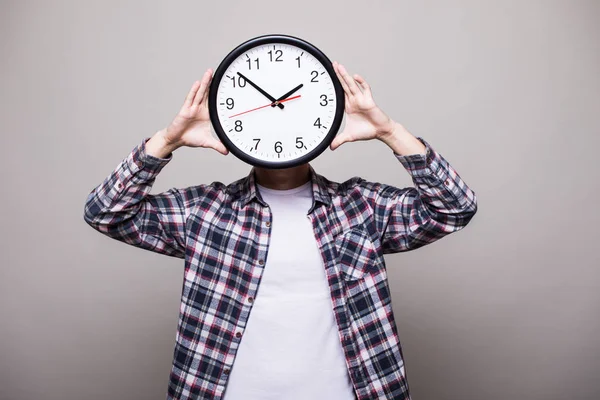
[236,72,285,109]
[229,95,301,119]
[272,83,304,107]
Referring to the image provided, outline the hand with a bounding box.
[273,83,303,106]
[237,72,284,109]
[329,62,397,150]
[158,69,228,155]
[229,95,301,118]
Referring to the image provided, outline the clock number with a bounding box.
[230,76,247,88]
[234,120,243,132]
[295,137,305,149]
[268,49,283,62]
[246,57,260,70]
[295,56,301,68]
[313,118,322,128]
[319,95,328,106]
[226,98,234,110]
[252,138,260,150]
[310,71,319,83]
[274,141,283,154]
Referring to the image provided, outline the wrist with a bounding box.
[146,129,181,158]
[377,121,408,144]
[377,122,425,156]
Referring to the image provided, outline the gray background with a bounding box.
[1,0,599,399]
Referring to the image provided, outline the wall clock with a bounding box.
[208,34,345,169]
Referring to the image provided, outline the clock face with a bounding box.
[209,35,344,168]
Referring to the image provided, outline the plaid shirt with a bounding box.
[84,136,477,400]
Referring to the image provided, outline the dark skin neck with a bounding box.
[253,163,311,190]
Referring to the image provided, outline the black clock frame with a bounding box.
[208,34,345,169]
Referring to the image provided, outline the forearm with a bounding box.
[83,137,186,257]
[84,137,170,224]
[372,135,478,252]
[377,122,426,156]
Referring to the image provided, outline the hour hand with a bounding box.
[237,72,284,109]
[272,84,303,107]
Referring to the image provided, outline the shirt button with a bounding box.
[258,259,264,266]
[223,368,230,375]
[247,296,254,303]
[235,331,242,338]
[117,183,123,188]
[265,221,271,227]
[444,179,450,186]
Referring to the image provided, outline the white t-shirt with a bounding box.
[222,180,356,400]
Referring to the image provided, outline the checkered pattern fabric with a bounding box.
[84,136,477,399]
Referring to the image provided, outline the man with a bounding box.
[84,62,478,400]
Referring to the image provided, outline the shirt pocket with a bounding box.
[334,225,380,281]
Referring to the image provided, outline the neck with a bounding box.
[254,163,311,190]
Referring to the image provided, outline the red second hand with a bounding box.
[228,95,301,118]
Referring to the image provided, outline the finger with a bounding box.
[184,81,201,108]
[333,62,351,95]
[333,61,351,96]
[330,132,350,151]
[337,63,360,96]
[193,69,212,105]
[205,136,229,155]
[201,70,213,105]
[354,74,372,97]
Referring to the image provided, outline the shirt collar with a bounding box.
[230,164,331,212]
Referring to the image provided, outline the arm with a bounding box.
[84,136,192,258]
[84,69,228,258]
[358,131,477,253]
[332,62,478,253]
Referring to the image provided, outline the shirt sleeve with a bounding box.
[358,136,478,253]
[83,137,189,259]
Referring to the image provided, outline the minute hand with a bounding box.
[272,83,304,107]
[236,72,284,109]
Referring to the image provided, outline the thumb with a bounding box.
[330,132,349,151]
[205,137,229,155]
